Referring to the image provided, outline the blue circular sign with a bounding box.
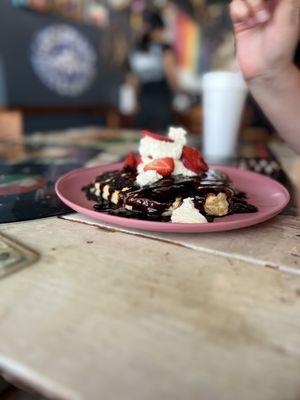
[30,24,97,97]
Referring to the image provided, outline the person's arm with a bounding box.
[249,64,300,152]
[230,0,300,153]
[163,49,182,93]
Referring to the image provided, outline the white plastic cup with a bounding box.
[202,71,248,160]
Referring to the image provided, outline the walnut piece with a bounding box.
[204,193,229,216]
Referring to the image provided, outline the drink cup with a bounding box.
[202,71,248,160]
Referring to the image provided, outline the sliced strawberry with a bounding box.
[142,130,174,143]
[144,157,175,177]
[123,152,137,171]
[181,146,208,174]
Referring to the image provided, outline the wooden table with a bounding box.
[0,132,300,400]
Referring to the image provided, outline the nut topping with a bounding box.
[204,193,229,216]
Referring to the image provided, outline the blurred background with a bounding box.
[0,0,271,138]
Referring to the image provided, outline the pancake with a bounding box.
[83,168,257,222]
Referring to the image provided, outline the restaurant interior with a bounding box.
[0,0,272,134]
[0,0,300,399]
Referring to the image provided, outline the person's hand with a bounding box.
[230,0,300,81]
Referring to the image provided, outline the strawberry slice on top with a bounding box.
[123,152,137,171]
[181,146,208,174]
[144,157,175,177]
[142,130,174,143]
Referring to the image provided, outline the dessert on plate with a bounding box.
[83,128,257,223]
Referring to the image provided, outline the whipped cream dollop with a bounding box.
[171,198,208,224]
[173,159,197,177]
[168,127,187,145]
[137,156,152,174]
[139,135,183,160]
[137,127,189,187]
[136,170,163,187]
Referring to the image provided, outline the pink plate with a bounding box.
[55,162,290,233]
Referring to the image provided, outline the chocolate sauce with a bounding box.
[83,169,258,222]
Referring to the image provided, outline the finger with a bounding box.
[230,0,259,31]
[230,0,252,23]
[245,0,271,22]
[271,0,300,27]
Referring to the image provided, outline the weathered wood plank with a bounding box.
[62,213,300,275]
[0,218,300,400]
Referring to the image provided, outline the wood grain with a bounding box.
[0,218,300,400]
[63,213,300,275]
